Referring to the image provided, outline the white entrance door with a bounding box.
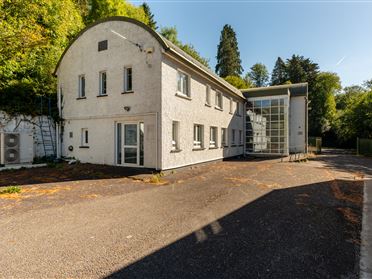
[116,122,144,166]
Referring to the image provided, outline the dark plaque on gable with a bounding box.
[98,40,108,51]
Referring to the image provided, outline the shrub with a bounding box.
[0,186,21,195]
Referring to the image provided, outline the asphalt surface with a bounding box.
[0,151,367,278]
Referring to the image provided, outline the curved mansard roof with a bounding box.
[54,16,244,99]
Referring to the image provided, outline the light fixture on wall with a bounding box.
[124,106,131,112]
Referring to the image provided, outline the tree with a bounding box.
[141,2,157,30]
[271,57,287,85]
[224,76,250,89]
[286,54,319,91]
[309,72,340,135]
[86,0,148,25]
[246,63,269,87]
[160,26,210,68]
[334,91,372,143]
[215,24,243,77]
[363,78,372,90]
[0,0,84,117]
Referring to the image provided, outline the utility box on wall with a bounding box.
[0,132,34,165]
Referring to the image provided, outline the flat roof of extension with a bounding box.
[241,83,308,98]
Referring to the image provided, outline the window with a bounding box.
[99,71,107,96]
[239,130,243,145]
[232,129,236,145]
[177,71,190,97]
[206,85,211,105]
[230,98,233,114]
[246,97,288,154]
[210,127,217,148]
[124,67,133,92]
[172,121,179,151]
[221,128,227,147]
[78,75,85,98]
[215,91,223,109]
[193,124,203,149]
[81,128,88,146]
[98,40,108,51]
[236,102,241,115]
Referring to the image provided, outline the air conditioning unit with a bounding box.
[0,132,34,165]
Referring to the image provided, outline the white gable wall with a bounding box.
[56,20,163,167]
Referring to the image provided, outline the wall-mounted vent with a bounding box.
[98,40,108,51]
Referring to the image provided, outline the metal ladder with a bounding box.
[38,115,56,158]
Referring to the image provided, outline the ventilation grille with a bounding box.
[3,133,20,164]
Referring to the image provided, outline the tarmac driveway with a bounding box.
[0,151,367,278]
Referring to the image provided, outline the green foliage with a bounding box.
[216,24,243,78]
[160,26,210,68]
[271,57,288,85]
[285,55,319,91]
[0,0,84,117]
[246,63,269,87]
[0,186,21,195]
[224,75,250,89]
[334,91,372,143]
[309,72,340,135]
[363,79,372,90]
[141,2,157,30]
[86,0,148,24]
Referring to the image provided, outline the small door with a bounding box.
[116,122,144,166]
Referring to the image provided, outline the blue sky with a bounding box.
[131,0,372,87]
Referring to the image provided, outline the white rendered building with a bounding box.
[54,17,246,170]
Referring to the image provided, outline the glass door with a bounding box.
[116,122,144,166]
[123,123,138,165]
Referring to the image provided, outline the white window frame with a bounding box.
[177,70,190,97]
[81,128,89,146]
[172,121,180,151]
[78,74,85,98]
[239,130,243,145]
[215,91,223,110]
[232,129,236,145]
[124,66,133,92]
[221,128,227,147]
[229,98,233,114]
[193,124,203,149]
[99,71,107,96]
[209,126,218,148]
[206,85,211,106]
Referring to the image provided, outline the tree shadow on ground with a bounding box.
[311,149,372,177]
[0,163,154,187]
[106,179,362,279]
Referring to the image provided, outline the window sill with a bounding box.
[231,144,237,147]
[97,94,108,97]
[209,146,218,150]
[76,97,86,100]
[122,91,134,94]
[170,149,182,153]
[239,144,244,147]
[205,103,211,107]
[79,146,89,149]
[192,147,205,151]
[229,112,233,115]
[221,145,229,148]
[175,92,191,100]
[214,106,223,111]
